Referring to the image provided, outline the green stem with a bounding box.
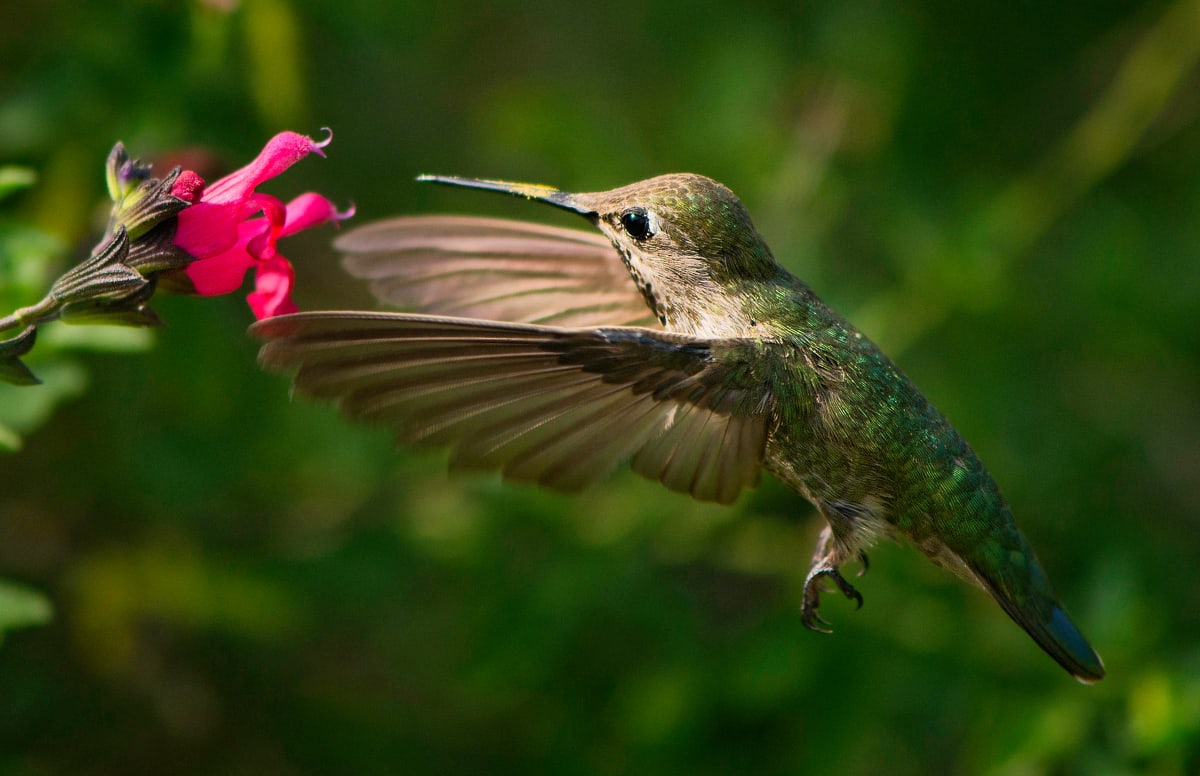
[0,296,61,336]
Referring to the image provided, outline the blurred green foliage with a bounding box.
[2,0,1200,773]
[0,579,52,644]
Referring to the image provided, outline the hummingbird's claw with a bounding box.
[802,608,832,633]
[801,564,864,632]
[831,568,864,609]
[857,551,870,578]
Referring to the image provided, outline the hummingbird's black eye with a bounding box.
[620,208,655,241]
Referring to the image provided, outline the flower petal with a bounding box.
[280,192,355,237]
[164,129,346,317]
[173,200,246,258]
[184,247,256,296]
[247,256,297,319]
[184,217,271,295]
[243,193,288,262]
[201,130,330,205]
[175,190,285,262]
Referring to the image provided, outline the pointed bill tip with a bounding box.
[416,175,594,215]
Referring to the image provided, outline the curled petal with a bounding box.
[280,192,355,238]
[201,131,329,205]
[247,256,297,319]
[243,193,289,262]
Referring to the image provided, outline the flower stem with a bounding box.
[0,296,61,335]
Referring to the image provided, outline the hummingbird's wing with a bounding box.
[335,215,658,328]
[253,312,775,504]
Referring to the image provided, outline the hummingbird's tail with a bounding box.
[965,531,1105,683]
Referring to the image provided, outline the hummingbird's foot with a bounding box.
[857,550,870,577]
[801,563,863,633]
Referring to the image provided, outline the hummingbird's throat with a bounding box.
[613,242,669,327]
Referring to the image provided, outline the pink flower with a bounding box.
[171,130,352,319]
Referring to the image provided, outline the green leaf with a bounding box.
[0,326,40,385]
[0,354,40,386]
[0,578,53,642]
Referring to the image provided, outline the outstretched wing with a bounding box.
[253,312,777,504]
[335,215,656,327]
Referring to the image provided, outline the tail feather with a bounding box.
[976,570,1106,683]
[967,534,1105,683]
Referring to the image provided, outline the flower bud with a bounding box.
[49,228,146,304]
[59,278,163,328]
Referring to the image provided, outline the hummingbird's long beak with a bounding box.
[417,175,594,216]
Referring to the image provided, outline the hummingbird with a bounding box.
[252,173,1105,682]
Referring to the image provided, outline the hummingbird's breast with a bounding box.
[759,299,954,533]
[768,329,1008,555]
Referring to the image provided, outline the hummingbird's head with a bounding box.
[418,173,784,334]
[576,174,779,280]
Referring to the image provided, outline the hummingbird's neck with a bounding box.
[602,219,801,338]
[662,266,802,338]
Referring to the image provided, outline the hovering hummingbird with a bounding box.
[252,173,1105,682]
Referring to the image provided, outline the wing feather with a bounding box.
[254,312,778,504]
[336,215,656,327]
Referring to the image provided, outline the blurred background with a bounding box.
[2,0,1199,773]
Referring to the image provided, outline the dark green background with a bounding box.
[2,1,1199,773]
